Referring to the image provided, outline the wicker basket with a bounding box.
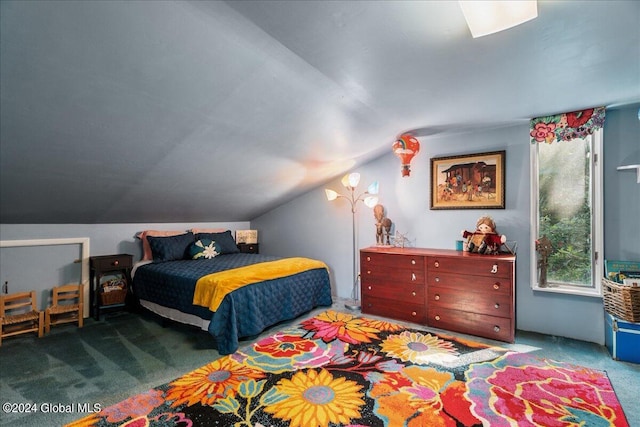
[100,288,127,306]
[602,278,640,323]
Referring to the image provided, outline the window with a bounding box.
[529,108,605,297]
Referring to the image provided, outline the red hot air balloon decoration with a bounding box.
[392,134,420,177]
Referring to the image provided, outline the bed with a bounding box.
[131,229,333,354]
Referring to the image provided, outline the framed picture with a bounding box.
[430,150,505,210]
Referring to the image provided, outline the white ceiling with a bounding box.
[1,0,638,223]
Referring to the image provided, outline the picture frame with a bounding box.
[430,150,505,210]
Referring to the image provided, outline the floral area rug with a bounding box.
[68,310,629,427]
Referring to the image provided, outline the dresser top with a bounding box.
[360,246,516,261]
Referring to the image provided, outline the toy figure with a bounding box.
[374,204,393,246]
[461,216,506,254]
[382,217,392,245]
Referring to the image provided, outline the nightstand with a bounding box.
[89,254,133,320]
[237,243,259,254]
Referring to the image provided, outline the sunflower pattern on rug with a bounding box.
[68,310,629,427]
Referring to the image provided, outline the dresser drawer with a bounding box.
[426,256,512,279]
[428,286,511,318]
[427,272,511,296]
[361,266,424,283]
[90,254,133,271]
[362,295,425,323]
[362,279,424,304]
[361,252,424,270]
[427,307,513,342]
[237,243,259,254]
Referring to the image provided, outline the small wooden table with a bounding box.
[89,254,133,320]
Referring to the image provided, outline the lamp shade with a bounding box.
[325,189,338,201]
[392,134,420,177]
[364,196,379,208]
[341,172,361,189]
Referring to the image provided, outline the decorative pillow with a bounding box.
[136,230,187,261]
[190,228,226,234]
[147,232,195,262]
[195,230,239,254]
[189,239,221,259]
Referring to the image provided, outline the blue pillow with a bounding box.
[147,232,195,262]
[195,230,239,254]
[189,239,221,259]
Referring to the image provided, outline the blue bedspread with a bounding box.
[133,253,332,354]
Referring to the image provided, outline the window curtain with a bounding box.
[530,106,605,144]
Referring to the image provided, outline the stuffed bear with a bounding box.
[462,216,506,255]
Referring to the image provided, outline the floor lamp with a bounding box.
[325,173,379,310]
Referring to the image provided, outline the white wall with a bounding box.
[254,106,640,345]
[603,104,640,260]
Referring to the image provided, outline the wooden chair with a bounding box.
[45,283,84,333]
[0,290,44,346]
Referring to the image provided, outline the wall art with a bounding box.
[430,150,505,210]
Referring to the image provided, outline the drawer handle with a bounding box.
[494,326,500,333]
[367,256,371,261]
[435,277,440,282]
[368,286,372,290]
[412,291,416,297]
[411,273,416,281]
[112,260,119,266]
[434,315,441,321]
[411,259,416,265]
[491,264,498,274]
[434,294,440,300]
[493,283,500,290]
[367,270,371,275]
[494,303,500,309]
[411,311,417,316]
[434,261,440,268]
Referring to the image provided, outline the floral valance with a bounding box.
[530,106,605,144]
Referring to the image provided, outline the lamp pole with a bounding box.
[344,185,361,310]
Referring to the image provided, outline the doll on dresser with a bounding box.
[462,216,506,255]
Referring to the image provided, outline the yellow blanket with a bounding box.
[193,257,328,312]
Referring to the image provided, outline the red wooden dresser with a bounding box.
[360,246,516,342]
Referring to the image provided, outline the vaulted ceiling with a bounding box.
[1,1,638,223]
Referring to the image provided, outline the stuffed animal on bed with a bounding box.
[462,216,506,254]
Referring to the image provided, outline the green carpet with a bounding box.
[0,311,221,426]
